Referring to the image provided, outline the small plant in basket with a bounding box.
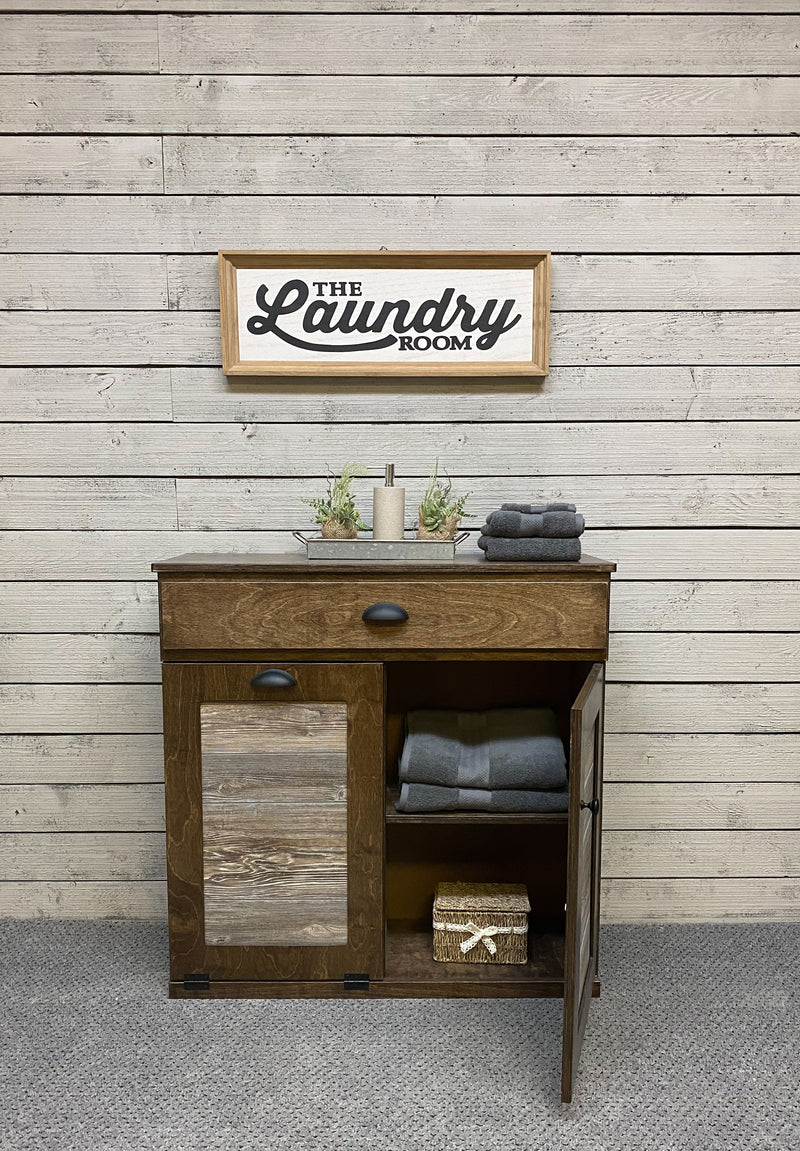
[301,463,370,540]
[417,462,472,541]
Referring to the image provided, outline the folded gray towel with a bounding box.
[502,502,576,513]
[483,510,585,539]
[395,783,569,814]
[477,536,582,562]
[399,708,567,790]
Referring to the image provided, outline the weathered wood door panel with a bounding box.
[561,662,604,1103]
[162,661,384,983]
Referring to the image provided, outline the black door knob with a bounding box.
[250,669,297,689]
[361,602,410,624]
[580,798,600,815]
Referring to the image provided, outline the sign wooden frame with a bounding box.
[218,251,550,378]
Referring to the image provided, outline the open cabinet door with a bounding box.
[561,662,605,1102]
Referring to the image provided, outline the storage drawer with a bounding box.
[160,578,609,653]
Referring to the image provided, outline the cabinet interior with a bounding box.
[383,659,593,981]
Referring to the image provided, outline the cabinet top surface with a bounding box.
[152,551,616,575]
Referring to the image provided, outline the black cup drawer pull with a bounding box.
[580,798,600,815]
[362,602,410,624]
[250,669,297,689]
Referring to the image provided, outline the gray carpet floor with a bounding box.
[1,921,798,1151]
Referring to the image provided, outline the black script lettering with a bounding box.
[473,298,521,350]
[248,280,397,353]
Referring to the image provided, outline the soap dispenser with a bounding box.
[372,464,406,540]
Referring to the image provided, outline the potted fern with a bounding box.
[417,462,472,541]
[301,463,370,540]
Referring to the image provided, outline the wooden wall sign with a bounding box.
[218,251,550,377]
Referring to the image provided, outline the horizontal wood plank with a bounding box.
[0,15,159,72]
[608,633,800,683]
[2,422,798,476]
[603,782,800,830]
[588,530,800,580]
[0,880,165,918]
[610,582,800,632]
[0,137,163,194]
[14,252,798,313]
[2,579,794,636]
[606,683,800,733]
[605,734,800,783]
[0,478,177,529]
[0,783,164,831]
[168,254,800,313]
[0,367,173,421]
[0,734,164,783]
[0,685,162,733]
[3,196,798,254]
[0,832,165,879]
[601,878,800,922]
[0,255,167,310]
[157,15,800,75]
[9,632,797,686]
[602,830,800,879]
[6,308,800,367]
[0,635,161,683]
[163,136,800,196]
[4,75,796,135]
[5,2,800,14]
[176,476,800,531]
[171,367,800,423]
[2,529,799,581]
[0,583,159,634]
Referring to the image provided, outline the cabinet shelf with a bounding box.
[385,787,568,826]
[384,919,565,997]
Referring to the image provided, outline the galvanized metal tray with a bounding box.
[292,530,468,561]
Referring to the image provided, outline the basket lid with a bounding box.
[433,881,530,913]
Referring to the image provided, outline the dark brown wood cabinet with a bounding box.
[154,551,615,1103]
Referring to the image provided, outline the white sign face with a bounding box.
[235,268,534,364]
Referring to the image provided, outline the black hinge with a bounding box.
[183,972,210,991]
[343,972,370,991]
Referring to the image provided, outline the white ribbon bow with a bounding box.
[459,921,501,955]
[433,918,527,955]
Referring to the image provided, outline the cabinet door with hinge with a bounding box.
[162,661,384,985]
[561,662,605,1103]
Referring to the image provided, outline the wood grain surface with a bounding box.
[159,577,609,653]
[201,701,348,947]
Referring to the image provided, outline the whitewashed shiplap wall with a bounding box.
[0,4,799,924]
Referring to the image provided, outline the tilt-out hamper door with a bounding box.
[561,662,605,1103]
[162,662,384,986]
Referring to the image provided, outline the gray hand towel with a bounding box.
[399,708,567,790]
[502,502,576,513]
[395,783,569,814]
[478,536,582,562]
[484,510,585,539]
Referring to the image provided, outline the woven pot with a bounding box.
[416,510,460,541]
[320,518,358,540]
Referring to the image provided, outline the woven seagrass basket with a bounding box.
[432,882,530,965]
[320,518,358,540]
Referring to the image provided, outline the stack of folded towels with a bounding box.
[477,501,584,562]
[394,707,569,813]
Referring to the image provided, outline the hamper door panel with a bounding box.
[561,662,604,1104]
[201,701,348,948]
[162,661,383,983]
